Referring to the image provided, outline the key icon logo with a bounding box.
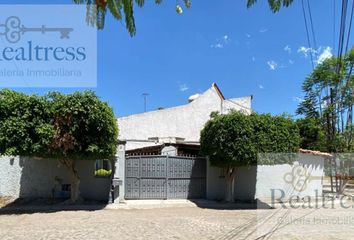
[0,16,74,44]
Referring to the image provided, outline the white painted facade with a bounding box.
[118,83,252,150]
[0,156,111,201]
[206,154,325,201]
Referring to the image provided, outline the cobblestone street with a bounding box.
[1,203,354,240]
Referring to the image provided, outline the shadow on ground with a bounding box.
[189,199,274,210]
[0,198,107,215]
[0,198,274,215]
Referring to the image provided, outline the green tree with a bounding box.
[297,48,354,152]
[73,0,191,36]
[73,0,297,36]
[75,0,294,35]
[200,111,300,202]
[0,90,118,203]
[296,118,326,151]
[247,0,294,13]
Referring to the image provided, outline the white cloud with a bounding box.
[293,97,304,103]
[317,46,332,64]
[259,28,268,33]
[259,84,264,89]
[210,35,231,49]
[210,43,223,48]
[284,45,291,54]
[297,46,333,65]
[267,60,278,70]
[179,84,189,92]
[289,59,295,64]
[297,46,317,57]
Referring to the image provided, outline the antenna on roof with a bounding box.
[142,93,149,112]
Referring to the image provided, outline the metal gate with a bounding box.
[125,155,206,199]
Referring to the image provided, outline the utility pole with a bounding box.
[142,93,149,112]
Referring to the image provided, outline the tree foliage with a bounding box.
[297,47,354,152]
[247,0,294,13]
[0,90,52,156]
[200,111,300,168]
[73,0,191,36]
[0,90,118,203]
[73,0,296,35]
[0,90,118,160]
[296,118,326,151]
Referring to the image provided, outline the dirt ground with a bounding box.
[0,202,354,240]
[0,197,12,208]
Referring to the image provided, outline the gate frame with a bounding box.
[125,155,207,200]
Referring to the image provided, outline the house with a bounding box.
[111,83,253,201]
[118,83,252,154]
[113,83,325,202]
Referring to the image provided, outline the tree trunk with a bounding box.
[225,167,237,202]
[61,159,82,203]
[333,156,339,193]
[330,159,334,193]
[347,105,353,150]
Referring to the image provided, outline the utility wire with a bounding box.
[337,0,348,61]
[306,0,317,51]
[223,99,253,112]
[337,0,344,60]
[333,0,336,54]
[345,0,354,54]
[301,0,315,69]
[331,0,349,148]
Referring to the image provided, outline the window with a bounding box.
[94,160,112,178]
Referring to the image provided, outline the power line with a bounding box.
[306,0,317,51]
[337,0,348,61]
[333,0,336,54]
[345,0,354,53]
[337,0,344,60]
[223,98,253,112]
[330,0,349,149]
[301,0,315,69]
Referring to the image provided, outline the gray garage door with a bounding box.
[125,155,206,199]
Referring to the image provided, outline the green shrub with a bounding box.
[200,111,301,167]
[95,169,112,177]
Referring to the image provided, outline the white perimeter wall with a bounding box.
[206,154,324,201]
[0,156,111,201]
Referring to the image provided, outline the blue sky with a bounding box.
[1,0,351,117]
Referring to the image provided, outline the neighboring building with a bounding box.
[118,83,252,153]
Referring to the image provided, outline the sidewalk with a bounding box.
[106,199,263,210]
[107,199,199,210]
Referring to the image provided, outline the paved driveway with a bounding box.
[0,204,354,240]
